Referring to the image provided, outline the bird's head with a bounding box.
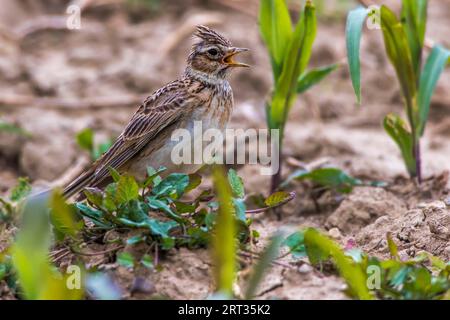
[186,25,249,79]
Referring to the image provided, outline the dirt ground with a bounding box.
[0,0,449,299]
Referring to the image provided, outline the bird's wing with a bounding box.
[92,85,193,181]
[64,80,196,197]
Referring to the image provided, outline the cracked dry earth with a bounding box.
[0,0,450,299]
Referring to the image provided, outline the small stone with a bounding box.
[298,264,313,274]
[418,201,446,210]
[328,228,342,240]
[443,197,450,207]
[428,201,446,210]
[417,202,427,209]
[130,277,155,295]
[399,250,410,261]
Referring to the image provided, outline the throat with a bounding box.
[184,67,228,86]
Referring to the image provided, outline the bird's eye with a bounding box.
[207,48,219,56]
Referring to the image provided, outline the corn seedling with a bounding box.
[346,1,450,183]
[259,0,338,192]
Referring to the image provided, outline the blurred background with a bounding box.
[0,0,449,194]
[0,0,449,301]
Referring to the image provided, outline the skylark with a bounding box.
[64,25,249,198]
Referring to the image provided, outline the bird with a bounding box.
[63,25,249,199]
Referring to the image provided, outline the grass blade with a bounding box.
[244,233,283,299]
[345,6,368,104]
[304,228,373,300]
[270,1,316,128]
[211,166,236,297]
[401,0,427,77]
[383,113,416,176]
[380,5,417,123]
[11,192,83,299]
[259,0,293,79]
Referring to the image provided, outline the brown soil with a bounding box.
[0,0,449,300]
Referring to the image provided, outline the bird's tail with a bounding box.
[63,167,96,199]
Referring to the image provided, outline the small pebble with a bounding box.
[328,228,342,240]
[417,202,427,209]
[444,197,450,207]
[298,264,313,274]
[130,277,155,295]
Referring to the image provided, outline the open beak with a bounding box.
[223,47,250,68]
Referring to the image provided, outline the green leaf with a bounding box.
[76,203,112,229]
[211,166,236,297]
[380,5,417,123]
[152,173,189,198]
[0,263,6,281]
[108,167,121,182]
[259,0,293,79]
[383,113,416,176]
[76,128,94,152]
[283,231,307,258]
[304,228,373,300]
[117,252,135,269]
[49,190,82,238]
[11,192,83,299]
[296,63,339,94]
[143,166,166,188]
[147,197,181,221]
[233,198,246,222]
[345,248,364,263]
[386,232,400,260]
[115,175,139,204]
[345,6,369,103]
[291,167,362,193]
[174,201,196,214]
[270,1,317,128]
[126,235,146,245]
[161,237,175,250]
[83,187,104,208]
[146,219,177,238]
[10,177,31,202]
[227,169,244,199]
[390,265,410,287]
[185,173,202,192]
[245,232,284,299]
[401,0,427,76]
[264,191,292,207]
[141,254,154,269]
[417,45,450,136]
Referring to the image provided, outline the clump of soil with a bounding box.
[325,186,407,234]
[356,200,450,261]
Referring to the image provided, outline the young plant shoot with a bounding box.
[346,0,450,183]
[259,0,338,191]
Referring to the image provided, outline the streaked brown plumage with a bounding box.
[63,25,248,198]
